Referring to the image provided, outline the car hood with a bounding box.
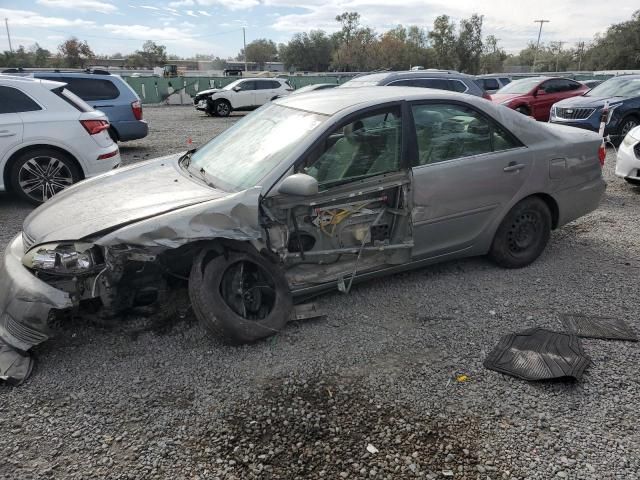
[490,93,524,103]
[554,95,623,108]
[196,88,220,96]
[23,153,228,245]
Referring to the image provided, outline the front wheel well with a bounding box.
[3,144,85,193]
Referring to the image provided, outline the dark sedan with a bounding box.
[550,75,640,144]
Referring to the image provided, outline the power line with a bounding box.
[532,19,550,73]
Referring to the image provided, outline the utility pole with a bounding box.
[242,27,247,73]
[532,19,550,73]
[5,18,13,53]
[576,41,585,70]
[555,41,565,72]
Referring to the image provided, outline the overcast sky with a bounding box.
[0,0,637,58]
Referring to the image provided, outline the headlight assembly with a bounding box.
[22,242,103,274]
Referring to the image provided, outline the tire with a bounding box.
[214,99,232,117]
[617,116,639,143]
[515,106,530,116]
[624,178,640,186]
[9,148,81,205]
[189,249,292,344]
[489,197,551,269]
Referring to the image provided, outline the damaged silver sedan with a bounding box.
[0,87,606,384]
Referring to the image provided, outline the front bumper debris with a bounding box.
[0,234,72,384]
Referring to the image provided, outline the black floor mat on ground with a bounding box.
[484,328,590,381]
[560,313,638,341]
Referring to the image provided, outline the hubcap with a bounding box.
[220,260,275,320]
[217,103,229,115]
[507,212,540,254]
[18,156,73,202]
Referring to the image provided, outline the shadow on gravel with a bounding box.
[186,377,495,479]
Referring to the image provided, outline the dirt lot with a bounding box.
[0,105,639,479]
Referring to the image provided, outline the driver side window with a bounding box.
[300,107,402,190]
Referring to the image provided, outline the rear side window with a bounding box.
[52,87,93,112]
[499,78,511,85]
[237,80,256,91]
[390,78,451,91]
[61,78,120,101]
[0,86,42,113]
[448,80,468,93]
[482,78,500,90]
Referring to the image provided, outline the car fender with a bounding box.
[209,92,235,109]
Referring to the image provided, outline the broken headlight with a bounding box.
[22,242,103,274]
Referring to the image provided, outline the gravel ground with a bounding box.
[0,105,639,479]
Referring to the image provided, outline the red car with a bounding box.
[491,77,589,121]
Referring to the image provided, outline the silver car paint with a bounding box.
[0,87,606,383]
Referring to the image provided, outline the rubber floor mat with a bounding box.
[560,313,638,341]
[484,328,590,381]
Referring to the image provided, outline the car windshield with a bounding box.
[188,104,326,191]
[222,79,243,90]
[585,77,640,98]
[495,78,542,94]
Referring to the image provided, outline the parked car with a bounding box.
[615,125,640,185]
[339,70,488,98]
[491,77,588,121]
[15,70,148,142]
[193,78,294,117]
[580,79,604,89]
[0,76,120,204]
[475,75,511,94]
[550,75,640,144]
[287,83,338,96]
[0,87,606,383]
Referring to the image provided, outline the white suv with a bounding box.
[0,76,120,204]
[194,78,294,117]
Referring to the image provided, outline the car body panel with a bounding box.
[615,126,640,181]
[0,86,606,384]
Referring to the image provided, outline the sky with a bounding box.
[0,0,638,59]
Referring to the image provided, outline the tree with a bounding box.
[136,40,167,67]
[480,35,506,73]
[428,15,457,69]
[279,30,333,71]
[58,37,94,68]
[31,43,51,67]
[456,14,483,74]
[243,39,277,69]
[331,12,378,71]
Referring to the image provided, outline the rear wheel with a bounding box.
[9,148,81,204]
[189,249,292,344]
[214,99,232,117]
[489,197,551,268]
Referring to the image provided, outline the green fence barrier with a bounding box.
[124,75,354,104]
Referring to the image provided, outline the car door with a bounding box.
[254,80,275,105]
[532,79,567,121]
[263,104,413,290]
[409,101,532,259]
[0,86,28,189]
[232,80,257,108]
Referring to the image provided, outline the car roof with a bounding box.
[350,70,475,83]
[274,86,485,116]
[0,74,65,90]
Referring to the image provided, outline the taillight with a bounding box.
[80,119,109,135]
[598,142,606,167]
[131,100,143,120]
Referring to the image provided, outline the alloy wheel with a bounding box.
[620,119,638,137]
[216,102,230,116]
[18,156,73,203]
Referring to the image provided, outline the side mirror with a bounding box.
[233,86,241,92]
[278,173,318,196]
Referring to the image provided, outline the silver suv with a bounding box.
[340,70,487,98]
